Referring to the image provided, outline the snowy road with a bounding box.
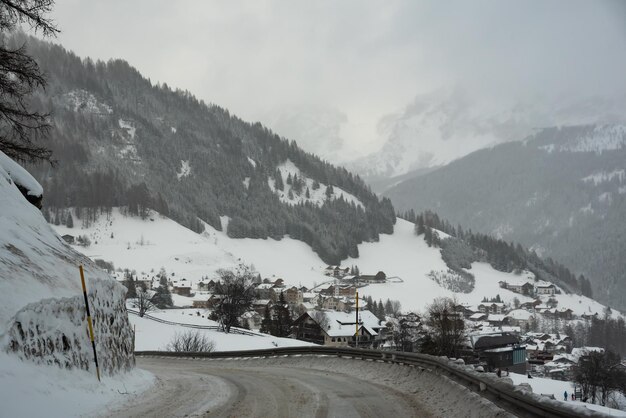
[106,357,433,418]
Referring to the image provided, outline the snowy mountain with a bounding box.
[51,208,615,319]
[385,124,626,311]
[14,33,394,266]
[347,88,626,182]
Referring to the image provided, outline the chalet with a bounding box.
[292,310,384,347]
[358,271,386,283]
[478,302,505,315]
[505,309,535,328]
[469,312,488,322]
[455,304,476,318]
[255,283,275,299]
[61,234,75,244]
[471,333,526,374]
[535,283,556,295]
[324,266,350,278]
[172,280,192,296]
[487,314,506,327]
[251,299,272,316]
[499,280,534,296]
[581,312,598,320]
[192,300,208,308]
[284,286,303,305]
[197,279,216,292]
[322,296,346,311]
[520,299,542,311]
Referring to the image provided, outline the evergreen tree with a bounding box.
[260,305,272,334]
[65,212,74,228]
[325,184,334,199]
[124,270,137,299]
[305,187,310,199]
[274,169,284,191]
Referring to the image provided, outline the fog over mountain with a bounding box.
[51,1,626,168]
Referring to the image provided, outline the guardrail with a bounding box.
[126,309,261,337]
[136,346,605,418]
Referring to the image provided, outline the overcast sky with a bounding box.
[51,1,626,156]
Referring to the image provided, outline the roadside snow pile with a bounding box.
[0,352,153,418]
[0,153,134,373]
[6,278,134,374]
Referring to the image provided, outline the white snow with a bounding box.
[247,156,257,168]
[582,169,625,185]
[130,309,314,352]
[176,160,191,180]
[171,126,177,134]
[53,212,619,319]
[0,150,43,197]
[0,352,153,418]
[0,156,147,418]
[118,118,136,139]
[242,177,250,189]
[560,125,626,154]
[268,159,363,208]
[62,89,113,115]
[509,373,626,416]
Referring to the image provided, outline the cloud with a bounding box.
[51,1,626,156]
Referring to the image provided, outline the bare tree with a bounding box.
[0,0,59,163]
[213,264,257,333]
[424,297,466,357]
[135,288,155,318]
[166,330,215,353]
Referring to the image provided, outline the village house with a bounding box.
[292,310,384,348]
[172,279,192,296]
[470,332,527,374]
[505,309,535,328]
[284,286,303,305]
[478,302,506,315]
[535,282,556,295]
[499,280,534,296]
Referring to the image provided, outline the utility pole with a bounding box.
[355,289,359,348]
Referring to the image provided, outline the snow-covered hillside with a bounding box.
[268,159,363,208]
[53,209,616,318]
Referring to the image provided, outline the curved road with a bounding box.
[107,357,433,418]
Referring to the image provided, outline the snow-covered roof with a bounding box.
[487,314,506,322]
[469,312,487,320]
[311,310,381,337]
[506,309,534,320]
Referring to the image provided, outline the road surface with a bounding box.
[107,356,433,418]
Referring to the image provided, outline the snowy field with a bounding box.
[53,209,618,317]
[508,372,626,417]
[131,308,315,351]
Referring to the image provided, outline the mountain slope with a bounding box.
[347,88,626,181]
[14,33,394,265]
[385,124,626,310]
[52,208,614,319]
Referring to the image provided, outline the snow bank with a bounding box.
[6,278,134,375]
[0,352,153,418]
[0,154,135,374]
[0,150,43,197]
